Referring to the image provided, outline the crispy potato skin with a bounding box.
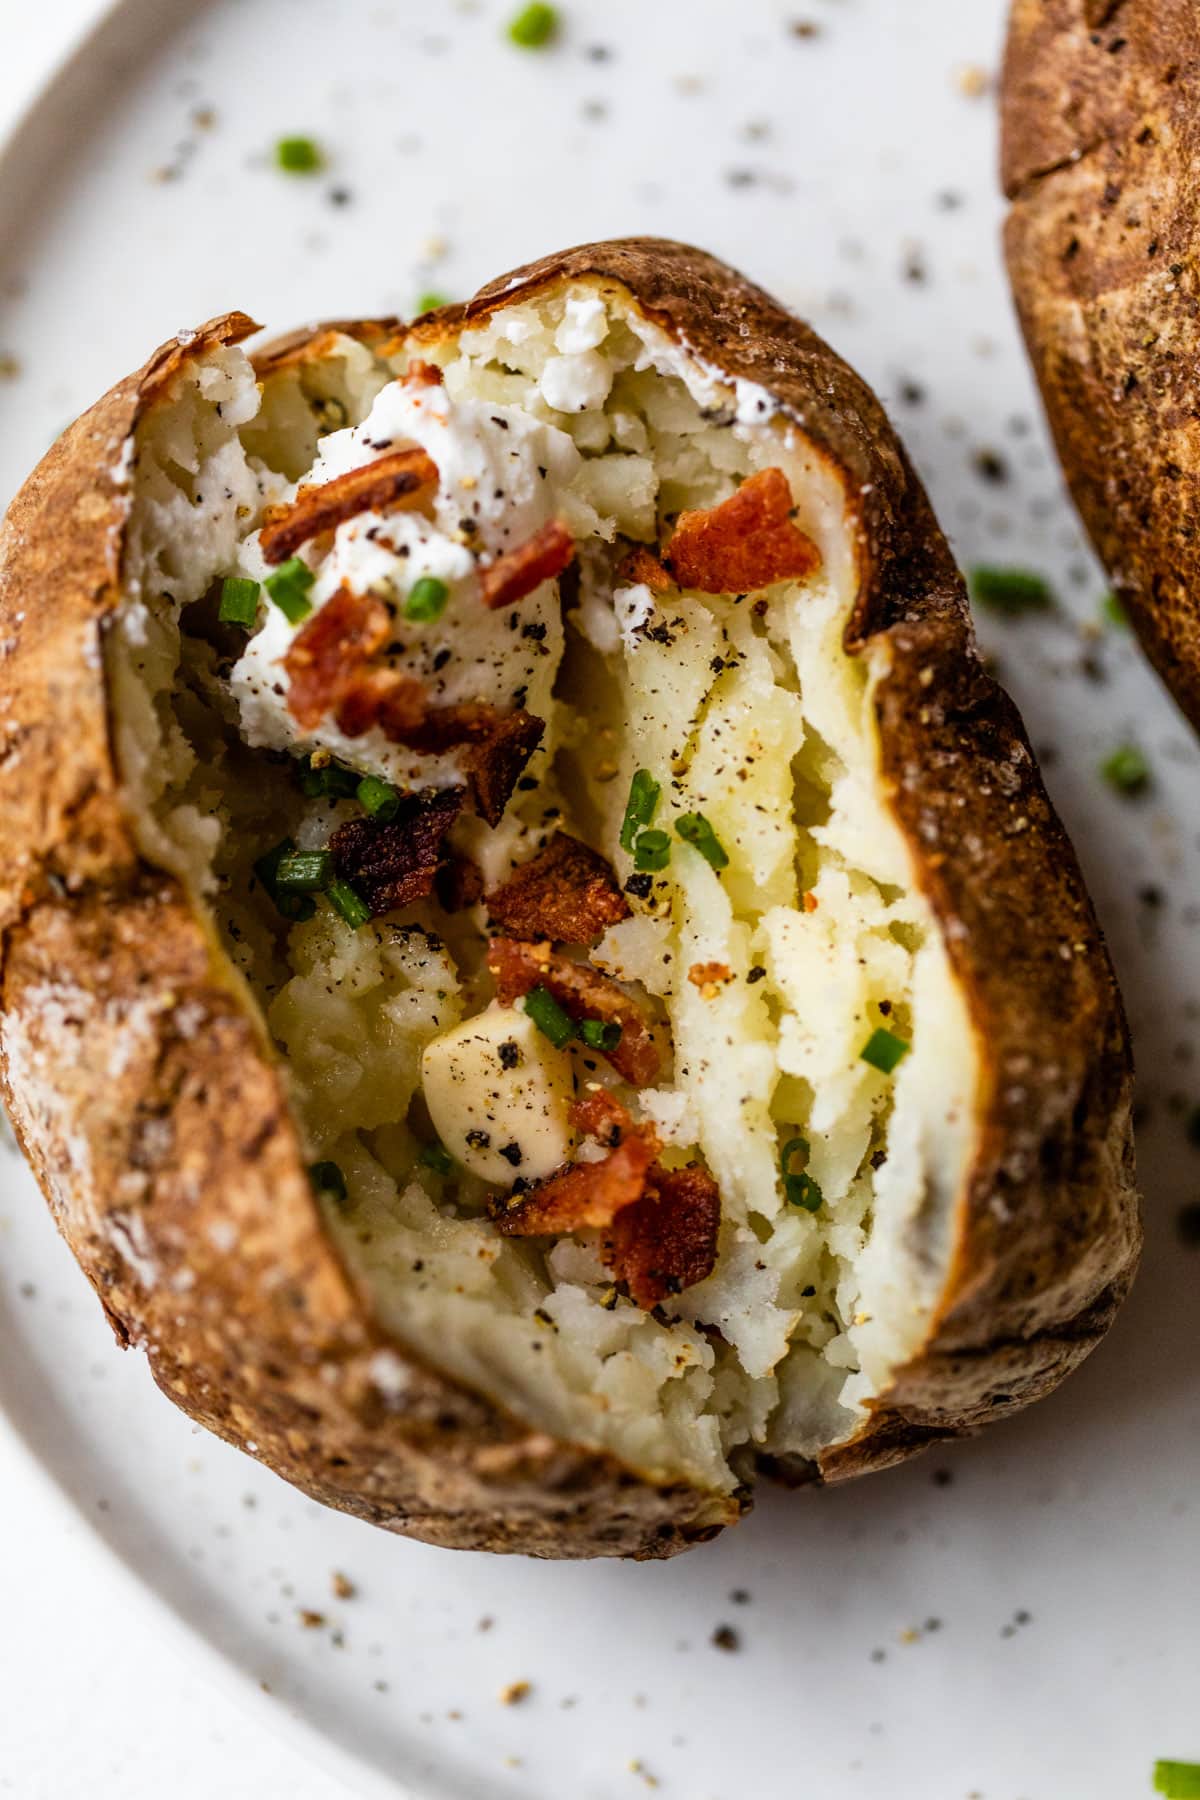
[1001,0,1200,724]
[0,242,1139,1556]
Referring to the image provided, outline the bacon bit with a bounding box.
[603,1163,721,1309]
[461,711,545,827]
[259,447,439,565]
[329,788,465,916]
[329,665,544,826]
[486,938,664,1086]
[802,890,819,914]
[618,544,675,594]
[435,852,484,913]
[488,1096,660,1238]
[478,518,576,610]
[664,467,822,594]
[570,1088,635,1147]
[283,586,391,731]
[334,667,423,739]
[485,832,630,946]
[404,360,444,388]
[687,961,733,990]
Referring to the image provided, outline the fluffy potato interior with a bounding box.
[110,287,978,1493]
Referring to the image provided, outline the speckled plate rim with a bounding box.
[0,5,432,1794]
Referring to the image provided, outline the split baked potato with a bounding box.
[1003,0,1200,724]
[0,239,1139,1558]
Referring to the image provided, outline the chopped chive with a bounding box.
[254,838,317,923]
[675,812,729,871]
[620,768,661,851]
[298,756,358,800]
[275,849,333,891]
[1101,590,1128,628]
[309,1159,347,1202]
[523,984,575,1048]
[1100,742,1150,796]
[633,829,671,873]
[357,774,402,819]
[780,1136,823,1213]
[968,565,1054,616]
[414,291,450,316]
[326,878,372,929]
[218,575,260,628]
[419,1141,455,1177]
[404,575,449,622]
[507,2,558,47]
[579,1018,622,1052]
[861,1026,910,1075]
[275,135,324,174]
[1155,1764,1200,1799]
[264,557,315,624]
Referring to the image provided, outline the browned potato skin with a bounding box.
[0,241,1139,1558]
[1002,0,1200,723]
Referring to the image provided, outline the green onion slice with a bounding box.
[276,136,324,173]
[860,1026,910,1075]
[675,812,729,870]
[326,878,372,929]
[356,774,402,820]
[254,838,316,923]
[264,557,315,625]
[632,829,671,873]
[404,576,449,622]
[780,1136,823,1212]
[620,769,661,851]
[507,2,558,47]
[968,565,1054,615]
[274,850,333,891]
[299,756,358,800]
[523,985,575,1048]
[1100,743,1150,796]
[419,1141,455,1177]
[579,1018,622,1052]
[218,576,260,629]
[414,292,450,317]
[1155,1763,1200,1799]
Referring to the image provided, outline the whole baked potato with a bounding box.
[1002,0,1200,724]
[0,239,1139,1558]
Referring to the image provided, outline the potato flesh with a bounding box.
[112,290,978,1494]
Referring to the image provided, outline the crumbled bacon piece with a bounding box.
[329,787,465,916]
[404,360,444,387]
[328,667,544,827]
[478,518,576,610]
[461,711,546,827]
[488,1094,660,1237]
[664,467,821,594]
[618,544,675,594]
[603,1163,721,1309]
[687,961,733,989]
[486,938,664,1086]
[283,585,392,731]
[485,832,630,946]
[435,852,484,913]
[333,667,424,740]
[259,448,439,565]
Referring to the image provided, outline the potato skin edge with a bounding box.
[1001,0,1200,728]
[0,241,1138,1553]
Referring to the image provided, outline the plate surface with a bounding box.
[0,3,1198,1797]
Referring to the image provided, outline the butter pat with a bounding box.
[420,1005,575,1185]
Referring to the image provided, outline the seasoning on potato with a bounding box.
[0,238,1139,1560]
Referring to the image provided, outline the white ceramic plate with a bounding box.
[1,3,1198,1796]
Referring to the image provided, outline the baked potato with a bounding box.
[0,239,1139,1559]
[1002,0,1200,724]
